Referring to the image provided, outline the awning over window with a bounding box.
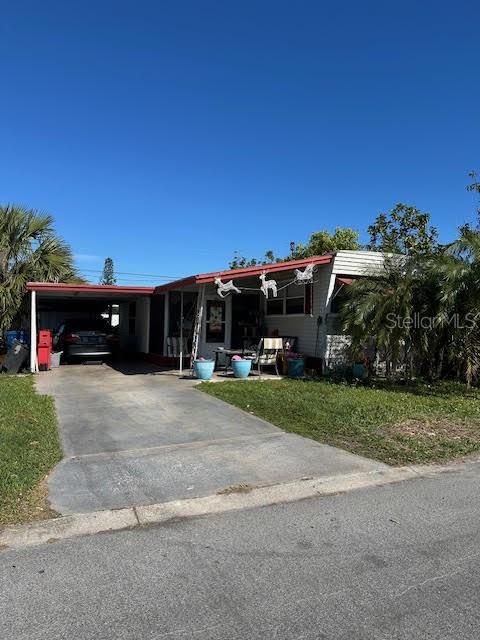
[335,276,354,287]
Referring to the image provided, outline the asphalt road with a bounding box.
[2,463,480,639]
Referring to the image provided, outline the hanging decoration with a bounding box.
[259,272,278,298]
[212,265,318,300]
[294,263,315,284]
[214,277,242,298]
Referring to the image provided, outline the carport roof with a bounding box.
[27,282,155,296]
[153,253,333,293]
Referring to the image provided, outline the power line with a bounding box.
[77,268,183,279]
[80,276,170,283]
[79,275,166,285]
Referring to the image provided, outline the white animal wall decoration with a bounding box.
[294,263,315,284]
[259,273,278,298]
[214,277,241,298]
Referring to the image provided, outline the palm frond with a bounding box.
[0,204,78,333]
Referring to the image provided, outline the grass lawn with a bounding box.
[0,376,62,526]
[200,379,480,466]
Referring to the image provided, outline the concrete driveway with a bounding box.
[37,363,387,514]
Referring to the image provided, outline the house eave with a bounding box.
[154,254,333,293]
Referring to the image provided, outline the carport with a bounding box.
[26,282,155,372]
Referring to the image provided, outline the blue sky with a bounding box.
[1,1,479,284]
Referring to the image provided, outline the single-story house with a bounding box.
[27,250,385,373]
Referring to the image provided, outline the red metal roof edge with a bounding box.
[154,254,333,293]
[26,282,155,295]
[152,275,197,293]
[28,254,334,296]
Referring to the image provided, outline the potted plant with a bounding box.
[193,358,215,381]
[286,351,305,378]
[351,348,369,380]
[231,355,252,378]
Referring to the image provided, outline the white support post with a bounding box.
[179,291,184,376]
[30,290,38,373]
[163,291,169,356]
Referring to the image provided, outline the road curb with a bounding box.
[0,461,474,551]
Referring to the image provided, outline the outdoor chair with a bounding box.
[166,336,190,358]
[251,337,283,376]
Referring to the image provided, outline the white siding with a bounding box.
[325,334,351,368]
[331,250,386,276]
[264,262,333,357]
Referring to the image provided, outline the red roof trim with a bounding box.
[154,254,333,293]
[335,276,354,286]
[27,282,155,295]
[152,275,197,293]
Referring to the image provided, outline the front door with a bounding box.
[197,295,231,359]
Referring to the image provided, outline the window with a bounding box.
[286,297,304,314]
[284,284,304,315]
[266,298,283,315]
[265,283,312,316]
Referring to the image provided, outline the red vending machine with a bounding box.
[38,330,52,371]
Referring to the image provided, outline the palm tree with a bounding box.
[0,204,79,335]
[434,225,480,388]
[341,227,480,387]
[341,256,431,378]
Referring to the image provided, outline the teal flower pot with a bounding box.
[231,359,252,378]
[287,358,305,378]
[352,363,368,379]
[193,360,215,380]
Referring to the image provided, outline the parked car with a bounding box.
[54,319,119,362]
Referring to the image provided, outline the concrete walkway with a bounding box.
[37,363,388,515]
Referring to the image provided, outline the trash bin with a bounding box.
[2,340,29,374]
[5,330,29,350]
[38,329,52,371]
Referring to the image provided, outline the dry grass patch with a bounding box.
[385,418,480,441]
[8,478,59,525]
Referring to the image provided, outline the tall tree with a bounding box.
[367,203,439,256]
[228,227,360,269]
[467,170,480,222]
[0,204,79,334]
[228,251,258,270]
[290,227,360,259]
[100,257,116,285]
